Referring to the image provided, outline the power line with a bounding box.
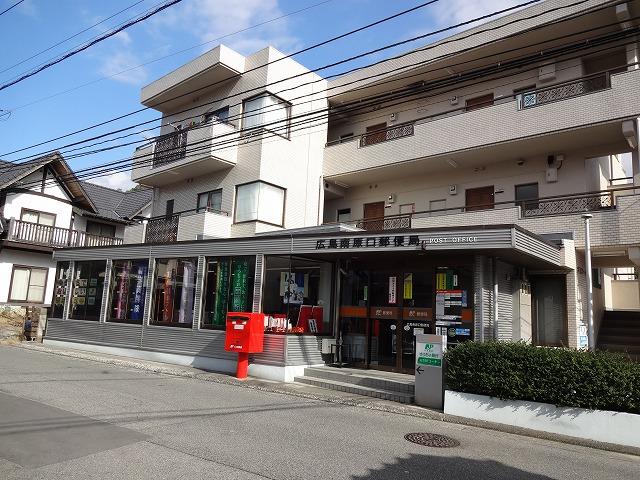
[0,0,147,75]
[6,0,336,111]
[3,0,550,163]
[0,0,449,157]
[0,0,185,92]
[0,0,24,17]
[19,33,637,193]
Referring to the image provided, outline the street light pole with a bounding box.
[582,214,595,351]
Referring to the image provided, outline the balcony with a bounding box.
[144,208,232,244]
[330,187,639,249]
[323,68,640,183]
[131,120,239,187]
[4,219,123,249]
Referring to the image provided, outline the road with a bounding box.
[0,346,637,479]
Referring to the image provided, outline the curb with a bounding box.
[13,343,640,457]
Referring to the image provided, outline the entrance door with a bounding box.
[465,186,494,211]
[363,201,385,231]
[531,275,567,346]
[368,271,434,373]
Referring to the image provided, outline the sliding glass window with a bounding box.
[69,260,106,321]
[201,256,255,329]
[52,262,70,318]
[108,259,149,324]
[151,258,197,328]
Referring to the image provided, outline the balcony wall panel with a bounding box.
[323,69,640,178]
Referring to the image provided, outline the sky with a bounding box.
[0,0,524,190]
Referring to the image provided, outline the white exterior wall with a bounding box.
[149,47,328,235]
[0,249,56,306]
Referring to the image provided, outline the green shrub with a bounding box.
[444,341,640,414]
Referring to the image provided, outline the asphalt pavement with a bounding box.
[0,345,638,479]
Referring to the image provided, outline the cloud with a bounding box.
[149,0,300,55]
[432,0,527,27]
[98,50,148,85]
[87,172,136,191]
[16,0,37,17]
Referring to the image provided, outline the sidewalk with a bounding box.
[14,342,640,457]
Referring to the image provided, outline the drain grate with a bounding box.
[404,432,460,448]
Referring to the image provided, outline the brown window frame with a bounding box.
[8,264,48,304]
[20,208,57,226]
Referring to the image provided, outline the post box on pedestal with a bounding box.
[224,312,265,379]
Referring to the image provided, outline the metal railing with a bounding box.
[152,130,188,168]
[330,186,636,232]
[6,219,123,247]
[519,73,609,109]
[144,207,230,243]
[359,123,414,147]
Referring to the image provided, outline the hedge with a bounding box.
[444,341,640,414]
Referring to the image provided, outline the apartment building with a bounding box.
[46,0,640,381]
[0,153,151,322]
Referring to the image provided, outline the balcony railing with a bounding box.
[144,207,230,243]
[331,187,634,232]
[153,130,188,168]
[354,213,412,231]
[359,123,414,147]
[6,219,123,248]
[519,73,609,109]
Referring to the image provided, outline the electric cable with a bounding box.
[0,0,24,17]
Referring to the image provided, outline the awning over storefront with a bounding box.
[53,224,563,268]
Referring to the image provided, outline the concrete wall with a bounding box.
[148,47,328,236]
[611,280,640,310]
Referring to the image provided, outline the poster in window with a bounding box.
[77,279,88,287]
[281,272,308,304]
[130,264,147,321]
[89,278,98,287]
[87,297,95,305]
[88,288,97,297]
[403,273,413,300]
[75,287,86,296]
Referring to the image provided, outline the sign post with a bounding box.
[414,333,447,409]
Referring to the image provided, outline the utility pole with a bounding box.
[582,214,595,351]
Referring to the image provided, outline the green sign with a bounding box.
[418,357,442,367]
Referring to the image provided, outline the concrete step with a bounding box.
[598,327,640,338]
[597,335,640,345]
[598,343,640,355]
[600,318,640,328]
[294,375,415,404]
[302,366,414,394]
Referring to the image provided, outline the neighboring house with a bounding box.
[0,153,151,313]
[46,0,640,381]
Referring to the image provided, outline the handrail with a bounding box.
[145,206,230,223]
[6,219,123,247]
[519,72,609,109]
[326,186,638,228]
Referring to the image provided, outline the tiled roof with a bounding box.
[0,157,51,189]
[79,181,152,222]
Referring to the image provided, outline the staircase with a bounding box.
[294,366,415,404]
[597,311,640,360]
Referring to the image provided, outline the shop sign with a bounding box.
[416,341,443,367]
[315,235,420,250]
[371,307,400,319]
[403,307,432,320]
[315,234,480,250]
[388,276,396,304]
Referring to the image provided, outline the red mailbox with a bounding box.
[224,312,265,379]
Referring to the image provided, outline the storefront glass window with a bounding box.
[69,260,106,321]
[52,261,70,318]
[262,256,333,334]
[151,258,197,328]
[108,259,149,324]
[201,256,255,329]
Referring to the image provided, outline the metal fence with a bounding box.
[520,73,608,109]
[152,130,188,168]
[359,123,414,147]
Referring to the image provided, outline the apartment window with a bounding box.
[165,199,174,217]
[235,181,285,226]
[201,257,255,329]
[337,208,351,222]
[108,259,149,324]
[204,106,230,124]
[151,258,197,327]
[70,260,106,321]
[399,203,415,215]
[9,266,48,303]
[515,183,539,210]
[242,93,291,138]
[465,93,494,111]
[21,209,55,226]
[197,189,222,213]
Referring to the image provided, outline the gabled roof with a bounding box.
[78,181,152,223]
[0,152,97,212]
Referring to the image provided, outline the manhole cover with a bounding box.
[404,432,460,448]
